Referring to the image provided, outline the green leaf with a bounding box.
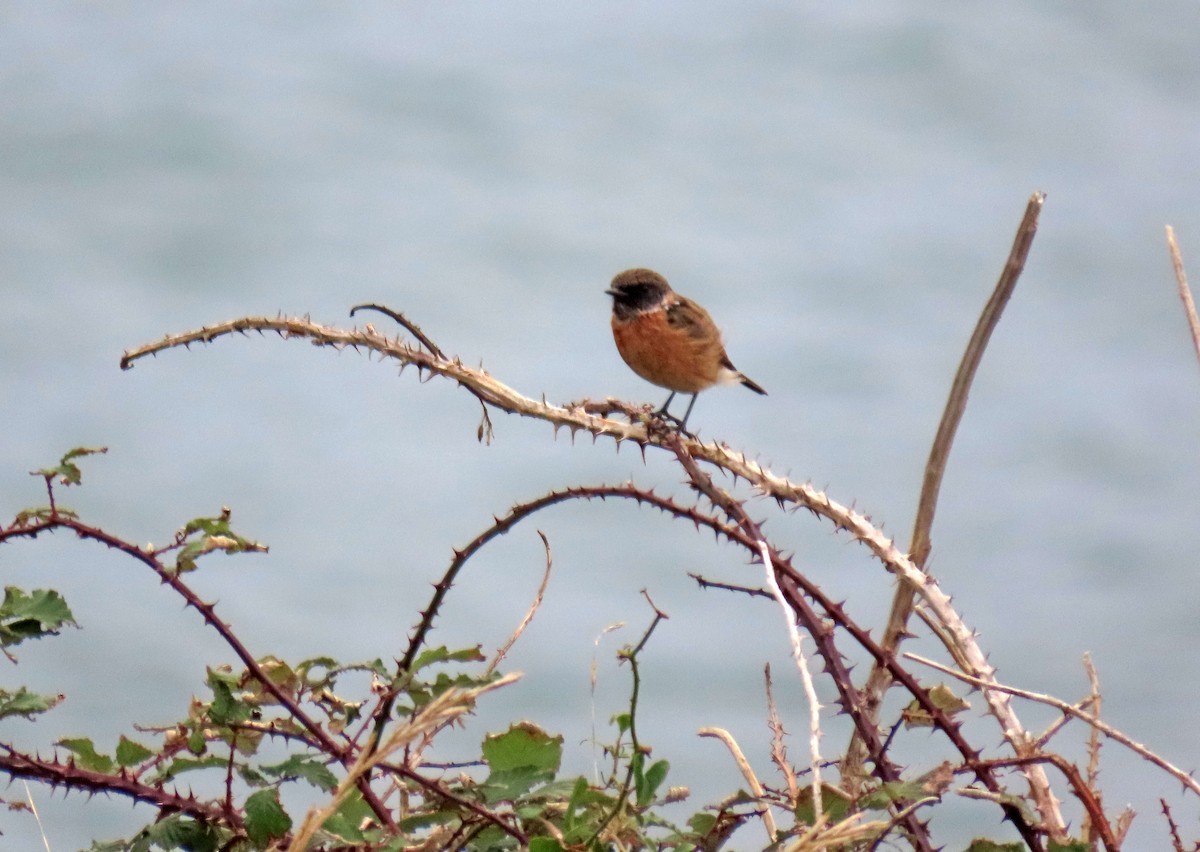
[613,712,632,735]
[1047,842,1091,852]
[0,587,77,648]
[0,687,62,720]
[564,775,589,830]
[903,682,971,727]
[144,813,223,852]
[483,722,563,775]
[156,755,229,781]
[115,735,154,768]
[411,644,487,672]
[322,790,374,842]
[795,783,852,825]
[245,788,291,847]
[859,779,932,810]
[481,765,551,804]
[480,723,563,803]
[186,729,207,755]
[32,446,107,486]
[528,838,567,852]
[964,842,1025,852]
[260,753,338,792]
[207,669,252,725]
[57,737,114,773]
[397,808,460,833]
[636,758,669,806]
[173,509,267,573]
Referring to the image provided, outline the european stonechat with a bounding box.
[607,268,766,429]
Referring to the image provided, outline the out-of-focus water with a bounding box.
[3,2,1199,848]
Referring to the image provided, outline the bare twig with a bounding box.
[21,781,50,852]
[489,530,554,674]
[908,652,1200,797]
[765,664,800,804]
[349,303,446,359]
[698,727,777,840]
[757,537,823,818]
[968,754,1118,852]
[1082,652,1104,846]
[1161,798,1188,852]
[912,192,1046,567]
[1166,226,1200,368]
[845,194,1065,840]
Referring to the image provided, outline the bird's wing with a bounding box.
[665,295,717,342]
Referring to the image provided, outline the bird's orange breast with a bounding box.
[611,309,724,393]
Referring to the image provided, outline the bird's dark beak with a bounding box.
[605,288,619,297]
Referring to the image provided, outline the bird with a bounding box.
[606,268,766,430]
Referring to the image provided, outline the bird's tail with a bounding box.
[740,374,767,395]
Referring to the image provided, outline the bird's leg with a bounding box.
[655,391,677,419]
[678,393,699,431]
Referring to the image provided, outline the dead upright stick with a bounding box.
[1166,226,1200,368]
[842,192,1046,791]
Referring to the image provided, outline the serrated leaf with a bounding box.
[528,838,567,852]
[322,790,374,841]
[0,587,77,648]
[173,511,267,573]
[260,754,338,792]
[157,755,228,780]
[397,808,459,833]
[146,813,222,852]
[480,723,562,803]
[32,446,107,486]
[0,687,62,720]
[115,735,154,767]
[207,672,252,725]
[245,788,291,847]
[483,722,562,774]
[410,644,486,673]
[57,737,114,773]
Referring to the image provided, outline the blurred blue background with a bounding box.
[3,2,1200,848]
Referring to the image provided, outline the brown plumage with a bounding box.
[606,268,765,429]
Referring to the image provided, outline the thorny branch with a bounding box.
[99,204,1200,847]
[117,306,1060,845]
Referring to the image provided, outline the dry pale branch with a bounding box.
[1166,225,1200,368]
[841,192,1065,837]
[765,663,801,805]
[698,727,777,841]
[907,652,1200,798]
[757,538,823,819]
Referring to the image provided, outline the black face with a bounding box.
[607,268,670,317]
